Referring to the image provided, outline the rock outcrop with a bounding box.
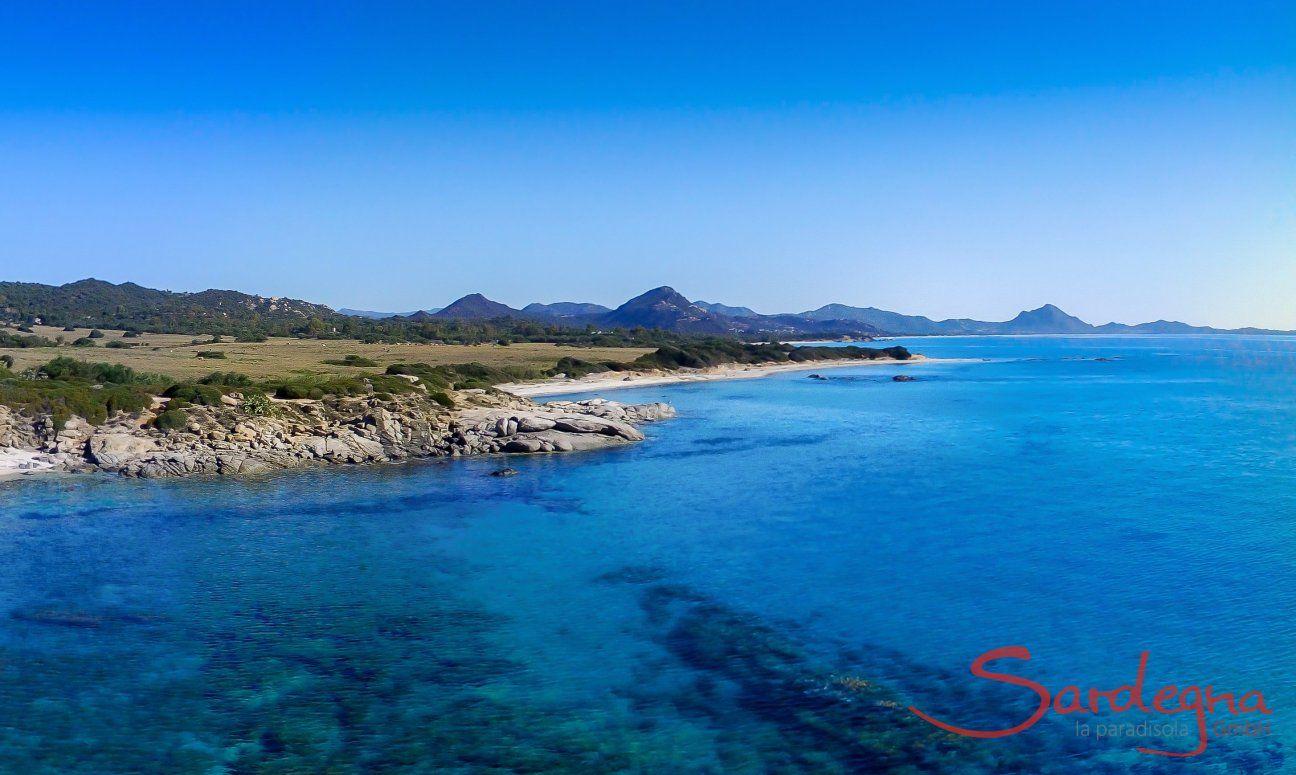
[0,391,675,480]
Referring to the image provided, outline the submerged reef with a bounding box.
[0,556,1282,773]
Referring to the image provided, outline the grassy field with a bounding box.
[2,326,654,380]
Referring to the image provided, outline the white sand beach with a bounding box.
[0,447,60,481]
[497,355,930,397]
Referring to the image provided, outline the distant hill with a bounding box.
[522,302,612,319]
[792,301,1290,336]
[4,278,1288,339]
[392,311,441,323]
[1000,304,1093,334]
[0,278,334,334]
[800,304,957,335]
[1092,320,1293,335]
[600,287,730,334]
[338,307,432,319]
[694,301,761,318]
[740,313,884,338]
[431,294,522,320]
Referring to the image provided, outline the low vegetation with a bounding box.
[153,408,189,431]
[0,331,912,431]
[0,331,56,348]
[322,354,379,367]
[632,340,910,369]
[548,356,631,379]
[0,357,165,428]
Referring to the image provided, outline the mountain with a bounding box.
[5,278,1289,339]
[0,278,334,334]
[1093,320,1294,335]
[999,304,1093,334]
[694,301,761,318]
[800,304,957,335]
[600,287,730,334]
[740,313,884,338]
[431,294,522,320]
[800,302,1098,335]
[796,301,1296,336]
[338,308,433,319]
[522,302,611,319]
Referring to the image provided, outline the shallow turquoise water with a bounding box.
[1,335,1293,772]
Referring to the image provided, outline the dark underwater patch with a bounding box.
[591,571,1281,773]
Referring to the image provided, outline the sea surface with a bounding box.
[1,335,1294,773]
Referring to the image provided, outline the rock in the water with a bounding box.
[490,467,520,477]
[807,373,827,380]
[892,374,917,382]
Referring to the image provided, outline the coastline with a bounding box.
[0,392,676,483]
[0,354,928,483]
[0,447,62,482]
[497,354,929,397]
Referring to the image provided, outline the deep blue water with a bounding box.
[1,335,1294,772]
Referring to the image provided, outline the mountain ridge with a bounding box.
[3,279,1289,338]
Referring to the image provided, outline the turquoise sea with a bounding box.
[1,335,1294,773]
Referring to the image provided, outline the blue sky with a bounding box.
[2,1,1293,326]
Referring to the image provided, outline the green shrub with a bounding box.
[39,357,141,384]
[322,354,379,367]
[163,382,225,406]
[198,371,253,387]
[548,357,630,378]
[366,374,423,396]
[72,337,97,347]
[195,350,227,359]
[384,362,539,391]
[0,378,154,426]
[0,355,12,369]
[154,408,189,431]
[122,330,140,338]
[274,382,319,400]
[235,332,268,343]
[262,374,370,400]
[0,331,56,348]
[631,341,911,370]
[240,391,274,416]
[105,339,132,349]
[88,329,105,339]
[429,390,455,408]
[63,325,77,332]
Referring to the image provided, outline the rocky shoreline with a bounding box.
[0,390,675,481]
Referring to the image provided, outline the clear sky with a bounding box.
[2,1,1293,327]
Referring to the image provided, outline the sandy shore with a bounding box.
[0,447,62,481]
[497,355,930,397]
